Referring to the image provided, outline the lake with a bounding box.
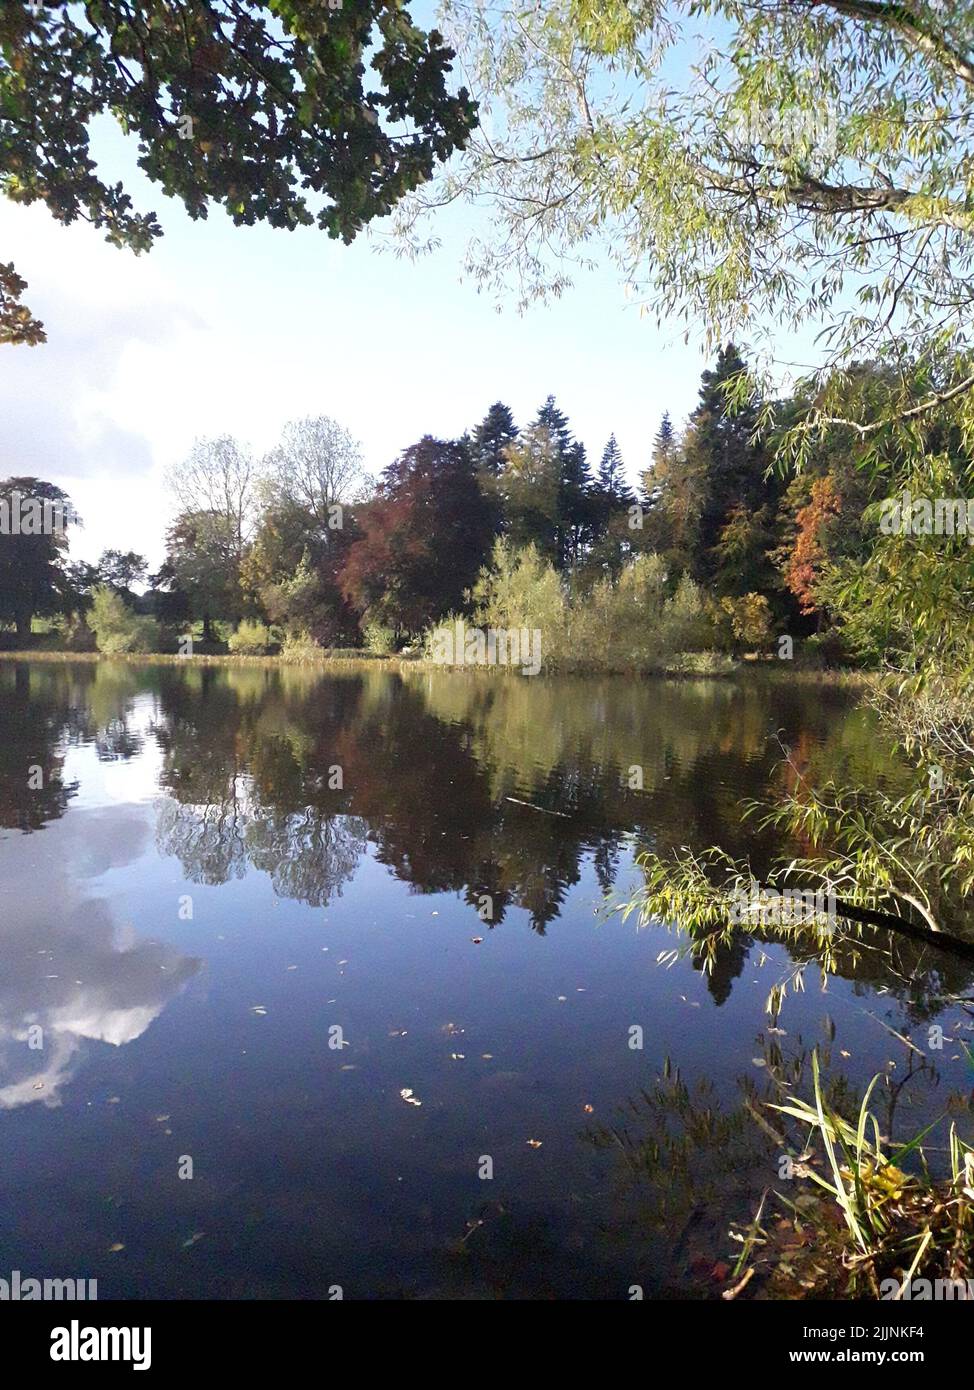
[0,660,971,1299]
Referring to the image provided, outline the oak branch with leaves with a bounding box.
[0,0,477,343]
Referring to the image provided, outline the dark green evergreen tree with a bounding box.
[597,434,633,509]
[535,395,594,571]
[472,402,519,475]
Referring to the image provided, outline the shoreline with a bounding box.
[0,648,875,683]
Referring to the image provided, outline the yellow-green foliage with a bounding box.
[445,542,724,673]
[228,620,275,655]
[88,586,160,654]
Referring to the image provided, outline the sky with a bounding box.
[0,17,731,572]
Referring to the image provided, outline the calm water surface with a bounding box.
[0,661,971,1299]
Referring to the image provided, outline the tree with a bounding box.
[62,560,101,620]
[596,434,632,509]
[0,0,477,343]
[688,346,770,577]
[643,413,675,505]
[154,509,241,642]
[494,421,562,563]
[242,493,360,645]
[88,585,159,654]
[262,416,367,524]
[471,402,519,476]
[0,476,73,640]
[781,474,843,619]
[340,436,493,636]
[471,538,568,648]
[536,395,593,571]
[397,0,974,439]
[97,549,148,599]
[167,436,256,564]
[586,433,636,577]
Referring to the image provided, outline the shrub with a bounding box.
[720,592,773,650]
[663,651,738,676]
[279,630,323,663]
[88,586,160,653]
[471,540,569,660]
[363,620,397,655]
[227,620,275,655]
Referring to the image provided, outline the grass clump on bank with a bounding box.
[733,1051,974,1300]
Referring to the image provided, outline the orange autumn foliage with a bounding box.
[784,475,841,616]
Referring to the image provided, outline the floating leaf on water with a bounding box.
[108,1243,125,1254]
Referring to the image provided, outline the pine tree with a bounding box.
[534,395,594,570]
[494,421,561,562]
[682,344,777,584]
[641,412,675,506]
[472,402,519,476]
[653,412,675,469]
[597,433,633,508]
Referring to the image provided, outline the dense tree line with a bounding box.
[1,344,938,666]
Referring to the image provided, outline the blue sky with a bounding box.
[0,6,754,568]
